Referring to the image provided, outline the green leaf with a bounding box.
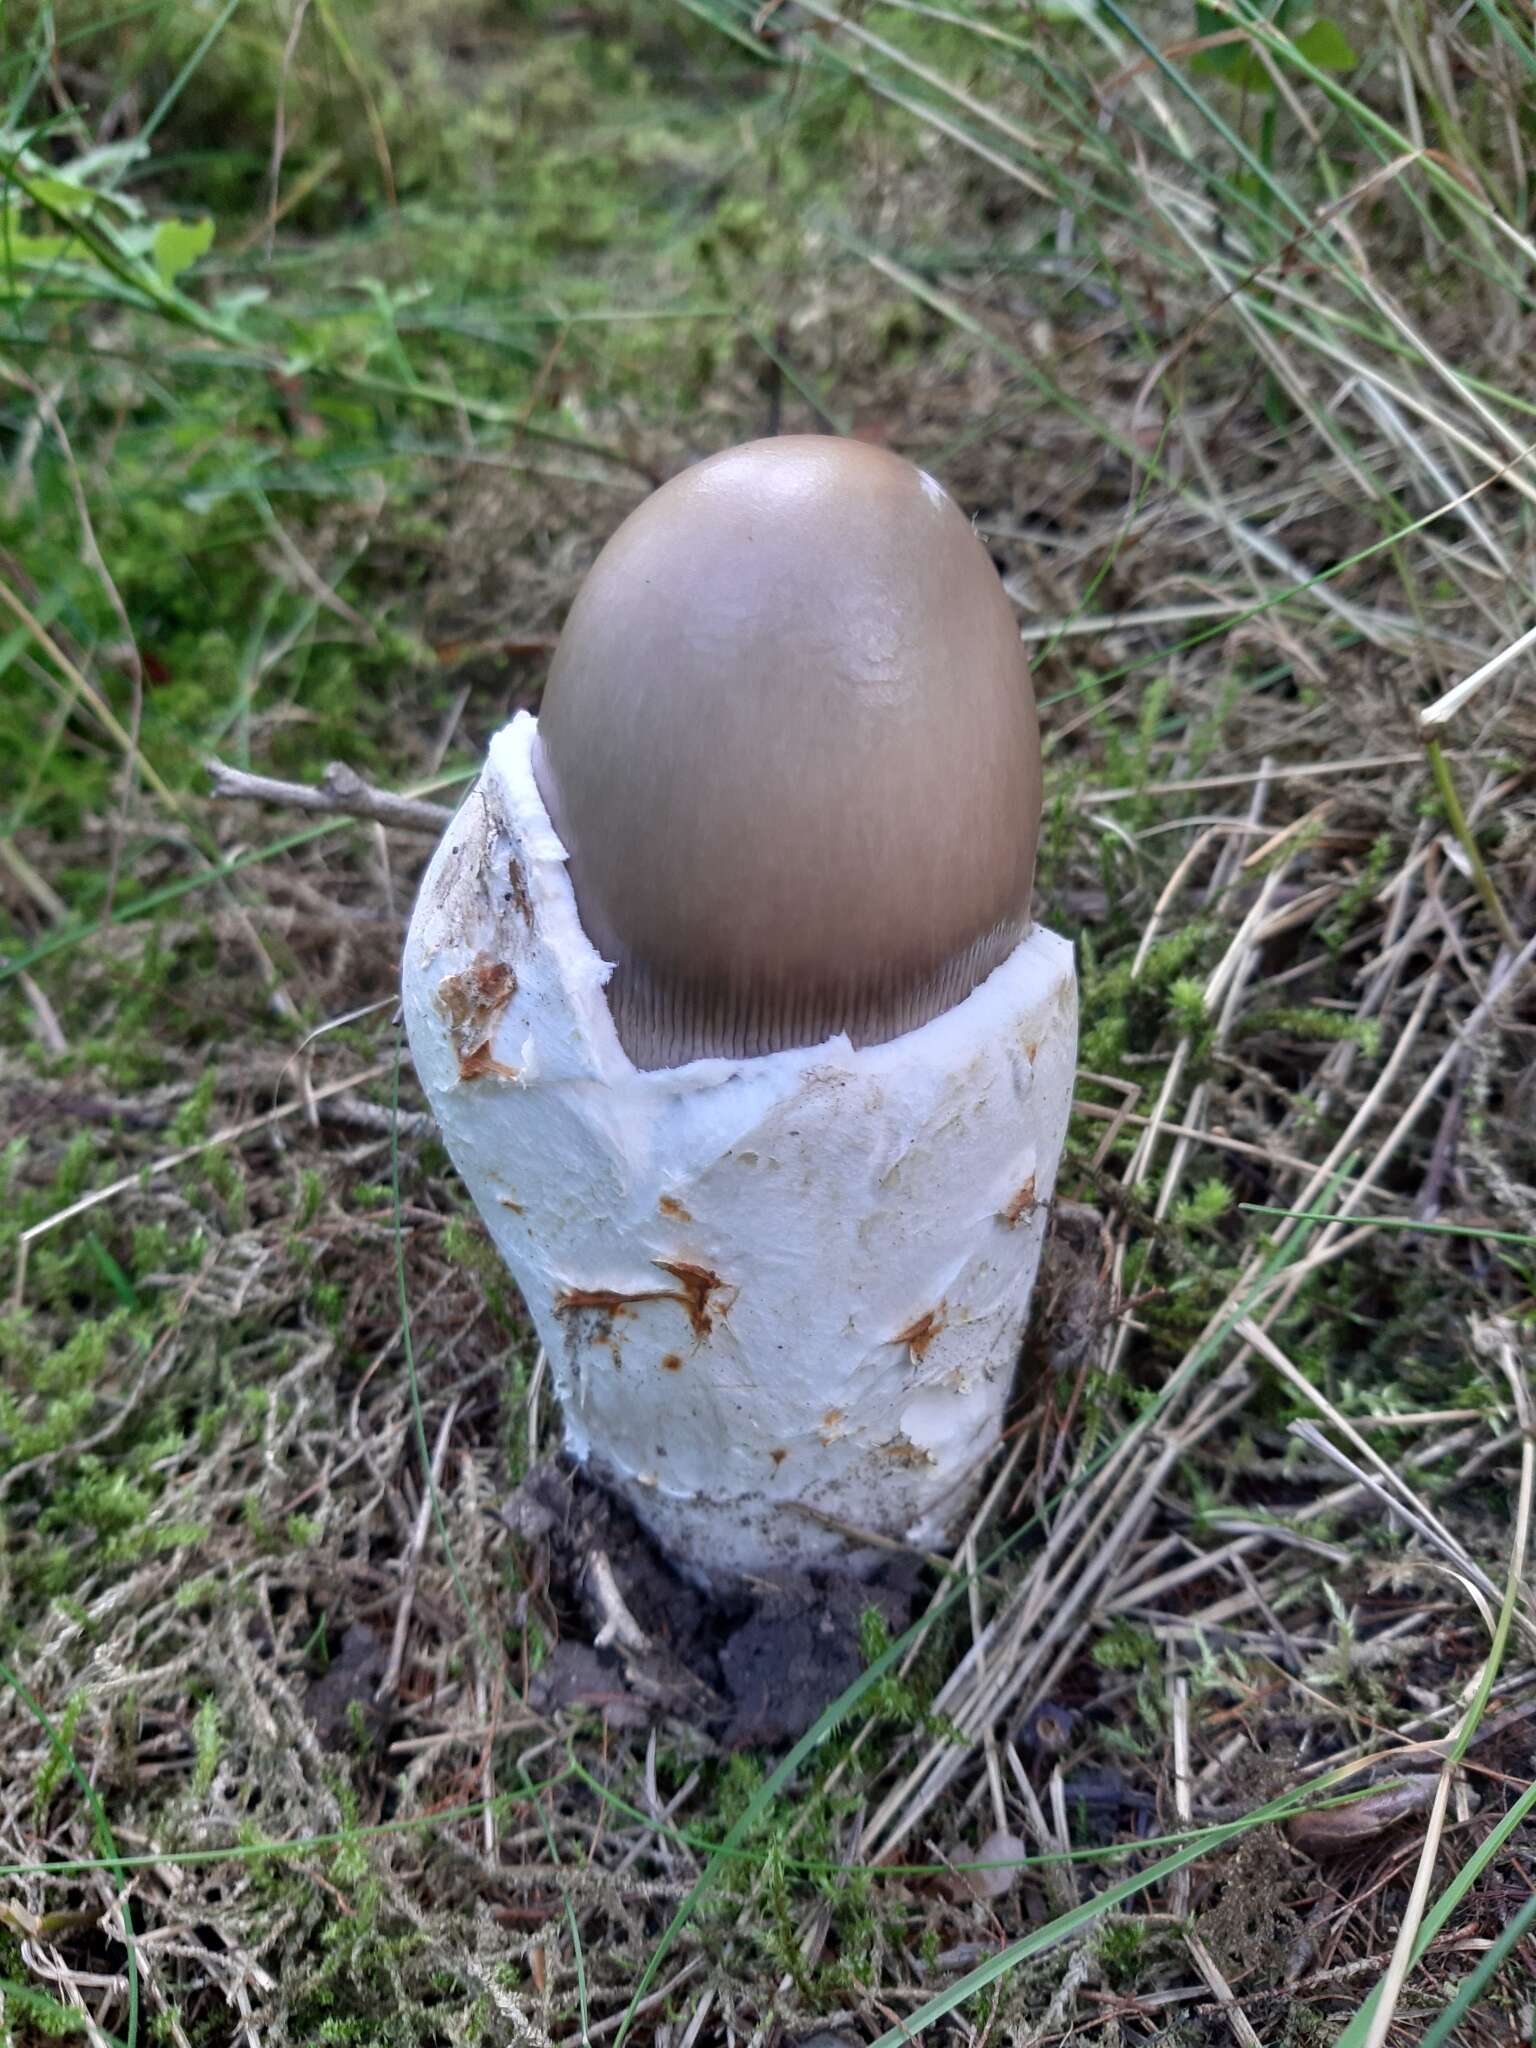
[1,231,74,266]
[1190,8,1351,85]
[1190,29,1274,92]
[1293,17,1357,69]
[151,214,214,287]
[18,171,99,218]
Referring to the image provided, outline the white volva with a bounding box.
[403,713,1076,1582]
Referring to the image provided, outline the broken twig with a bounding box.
[206,758,455,835]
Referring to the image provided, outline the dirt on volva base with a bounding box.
[496,1460,924,1749]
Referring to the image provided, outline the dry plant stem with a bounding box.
[378,1398,461,1704]
[1358,1770,1455,2048]
[1076,749,1481,806]
[1420,617,1536,728]
[1259,928,1536,1344]
[583,1962,705,2042]
[860,1364,1253,1858]
[1422,736,1521,951]
[17,971,67,1055]
[1008,1748,1075,1916]
[1356,1325,1535,2048]
[1239,1319,1512,1622]
[1169,1675,1192,1921]
[205,758,455,834]
[1287,1422,1502,1636]
[0,831,69,922]
[1131,823,1224,978]
[1184,1930,1261,2048]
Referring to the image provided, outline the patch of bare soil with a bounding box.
[498,1460,922,1749]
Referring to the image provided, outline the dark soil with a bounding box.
[499,1460,923,1748]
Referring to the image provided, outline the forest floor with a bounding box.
[2,3,1535,2044]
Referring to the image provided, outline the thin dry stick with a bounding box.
[1006,1745,1076,1916]
[1130,824,1225,979]
[583,1961,705,2043]
[1240,798,1335,872]
[0,833,69,923]
[1080,1071,1145,1172]
[17,972,67,1056]
[265,0,316,258]
[206,759,455,834]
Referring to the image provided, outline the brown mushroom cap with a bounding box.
[533,434,1041,1069]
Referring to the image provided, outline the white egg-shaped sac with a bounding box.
[402,712,1077,1583]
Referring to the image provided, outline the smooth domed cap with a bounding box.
[533,435,1041,1069]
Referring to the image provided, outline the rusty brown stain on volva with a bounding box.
[660,1353,684,1373]
[880,1434,934,1468]
[892,1303,946,1363]
[457,1042,520,1083]
[1024,1041,1038,1064]
[437,957,516,1033]
[769,1447,788,1467]
[553,1260,734,1343]
[498,1194,525,1214]
[657,1194,693,1222]
[652,1258,734,1338]
[437,955,519,1081]
[556,1286,642,1319]
[999,1175,1037,1227]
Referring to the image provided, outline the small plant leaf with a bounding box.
[151,215,215,287]
[1293,18,1357,68]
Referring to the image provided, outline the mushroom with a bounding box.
[533,435,1042,1068]
[402,436,1076,1583]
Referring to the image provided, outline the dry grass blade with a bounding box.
[1340,1319,1535,2048]
[1420,620,1536,729]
